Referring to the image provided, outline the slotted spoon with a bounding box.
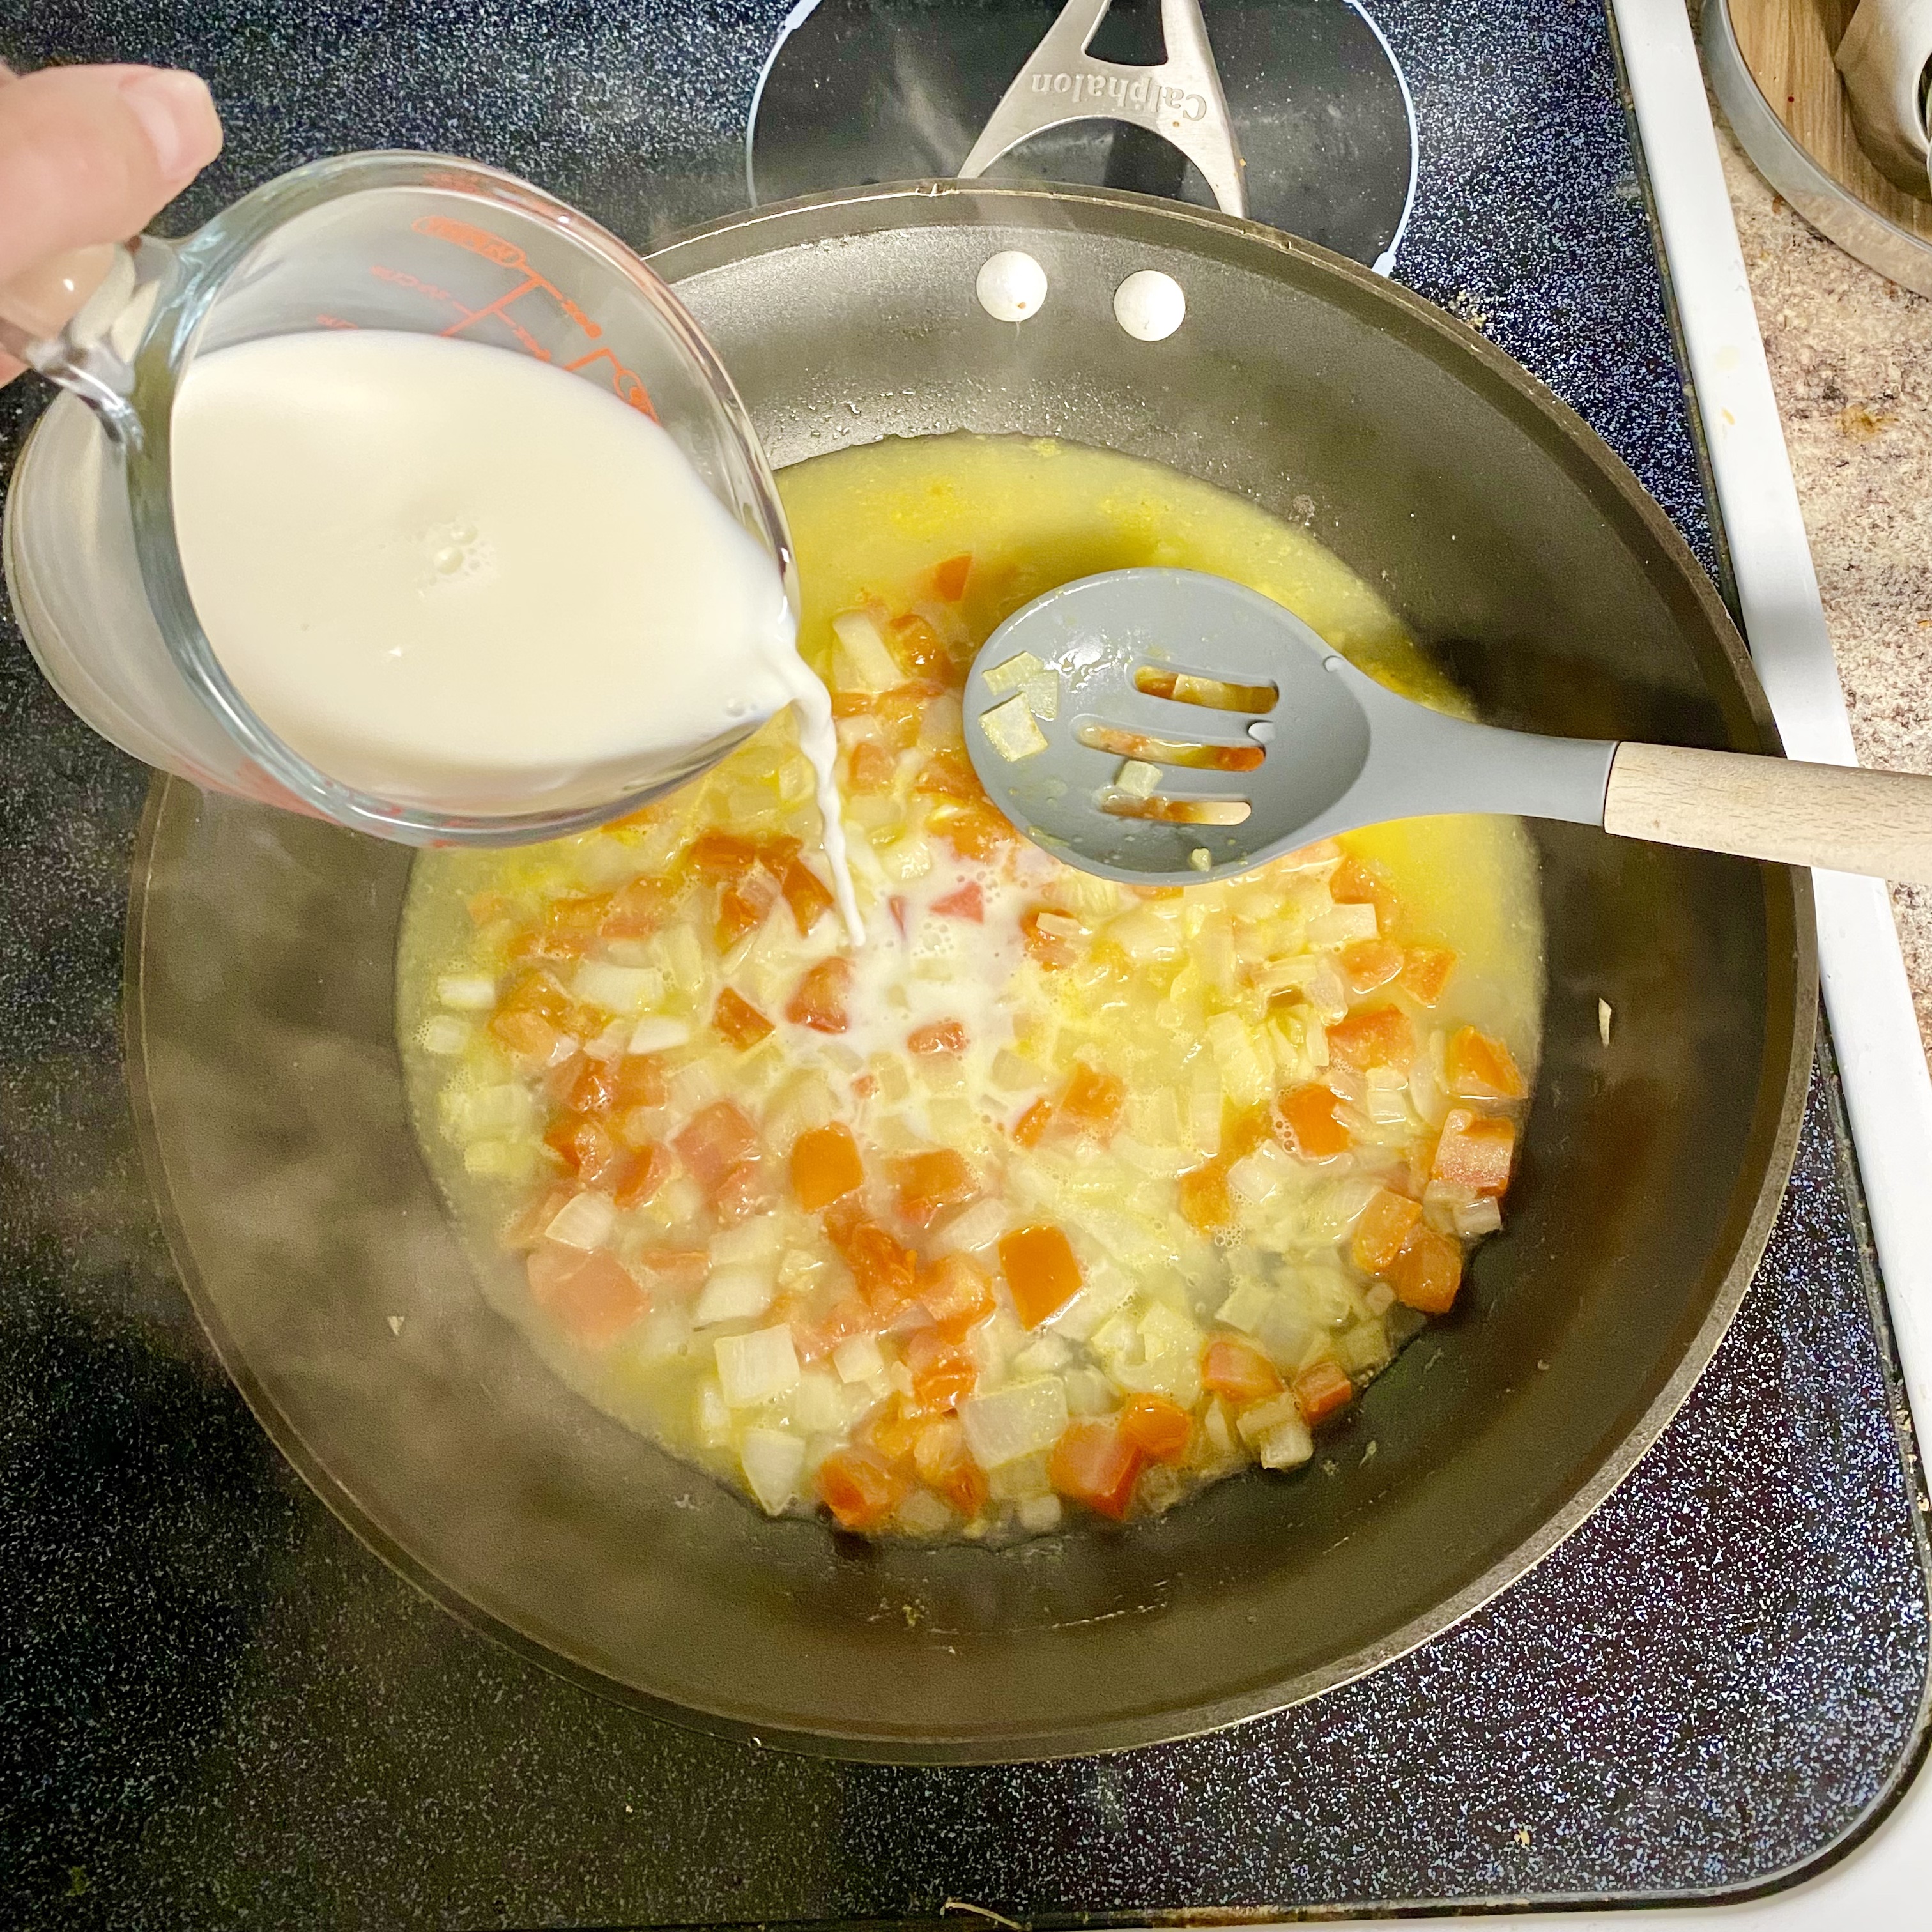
[962,567,1932,885]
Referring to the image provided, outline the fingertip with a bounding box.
[116,67,222,184]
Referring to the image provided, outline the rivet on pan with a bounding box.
[976,250,1048,323]
[1114,270,1186,341]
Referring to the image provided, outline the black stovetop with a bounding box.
[1,3,1926,1926]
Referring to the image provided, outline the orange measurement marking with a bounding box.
[565,346,657,418]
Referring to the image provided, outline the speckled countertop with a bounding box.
[1715,106,1932,1047]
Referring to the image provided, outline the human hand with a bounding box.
[0,61,222,385]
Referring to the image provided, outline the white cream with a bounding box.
[170,328,857,936]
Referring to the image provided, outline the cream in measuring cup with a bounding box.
[0,151,856,926]
[169,328,857,933]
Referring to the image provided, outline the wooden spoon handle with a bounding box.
[1603,742,1932,881]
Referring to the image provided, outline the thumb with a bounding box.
[0,63,222,291]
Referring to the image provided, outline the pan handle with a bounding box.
[1603,740,1932,881]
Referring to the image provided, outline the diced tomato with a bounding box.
[790,1291,874,1362]
[1340,937,1404,993]
[713,986,774,1050]
[758,834,804,873]
[1278,1083,1352,1162]
[914,1416,988,1517]
[831,691,873,719]
[919,1252,995,1339]
[612,1142,671,1210]
[847,740,896,793]
[786,958,852,1033]
[791,1122,866,1212]
[1400,942,1457,1006]
[999,1223,1083,1329]
[889,614,951,680]
[1351,1187,1423,1273]
[544,1113,626,1186]
[716,866,779,951]
[716,1160,772,1225]
[1432,1107,1516,1194]
[1119,1393,1192,1464]
[686,831,761,882]
[1019,906,1077,969]
[630,1246,707,1291]
[930,880,985,922]
[907,1018,968,1056]
[526,1246,648,1347]
[826,1206,921,1319]
[1388,1223,1463,1314]
[611,1053,667,1108]
[1292,1358,1354,1425]
[889,896,910,939]
[1202,1335,1283,1404]
[1330,853,1400,930]
[567,1058,619,1116]
[672,1100,760,1193]
[507,924,587,963]
[862,1397,924,1468]
[539,1051,589,1110]
[1049,1419,1142,1521]
[1060,1062,1124,1139]
[816,1446,908,1531]
[1011,1097,1055,1147]
[489,1004,563,1066]
[930,552,973,602]
[1446,1025,1527,1100]
[914,751,979,799]
[906,1330,977,1413]
[891,1147,980,1227]
[1326,1003,1414,1070]
[599,876,671,939]
[874,684,930,750]
[502,1181,578,1252]
[467,891,512,926]
[781,861,836,937]
[932,802,1016,861]
[546,893,612,940]
[850,1071,878,1102]
[1177,1158,1235,1232]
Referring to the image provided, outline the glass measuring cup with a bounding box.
[0,151,795,844]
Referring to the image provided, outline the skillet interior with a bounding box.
[125,182,1812,1761]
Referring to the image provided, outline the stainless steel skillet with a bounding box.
[124,180,1811,1761]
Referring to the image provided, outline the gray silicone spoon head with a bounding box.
[962,568,1618,885]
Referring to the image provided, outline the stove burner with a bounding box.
[747,0,1418,273]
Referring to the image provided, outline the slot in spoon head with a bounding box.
[963,568,1372,884]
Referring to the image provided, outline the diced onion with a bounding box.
[982,650,1044,697]
[1188,847,1213,873]
[1216,1276,1273,1335]
[1016,1494,1063,1533]
[714,1326,800,1408]
[1236,1392,1301,1443]
[833,1333,887,1384]
[1023,669,1061,721]
[545,1192,615,1250]
[436,973,496,1010]
[695,1377,732,1446]
[694,1266,776,1326]
[418,1016,469,1056]
[628,1014,691,1054]
[832,610,902,693]
[1598,997,1614,1046]
[1259,1413,1315,1469]
[1454,1195,1503,1238]
[960,1377,1069,1467]
[572,960,666,1016]
[934,1197,1006,1254]
[740,1427,805,1515]
[1309,903,1379,946]
[1116,759,1161,800]
[792,1367,848,1434]
[897,1486,955,1536]
[982,693,1050,761]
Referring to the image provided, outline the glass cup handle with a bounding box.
[0,238,171,432]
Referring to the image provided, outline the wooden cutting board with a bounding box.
[1731,0,1932,241]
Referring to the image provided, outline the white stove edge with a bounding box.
[1223,1,1932,1923]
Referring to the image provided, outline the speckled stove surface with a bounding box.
[1,3,1928,1926]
